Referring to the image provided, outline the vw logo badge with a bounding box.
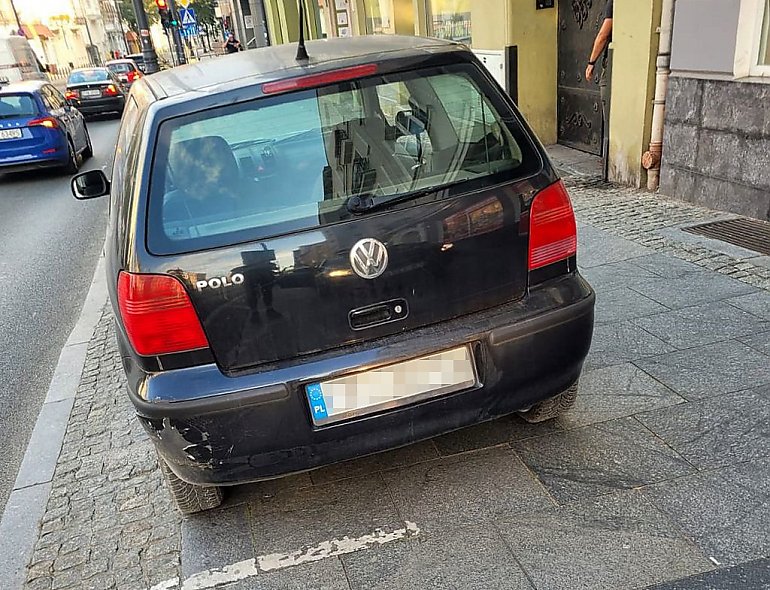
[350,238,388,280]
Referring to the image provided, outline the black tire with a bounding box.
[62,137,79,175]
[157,452,224,514]
[518,380,579,423]
[82,125,93,159]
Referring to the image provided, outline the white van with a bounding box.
[0,34,46,84]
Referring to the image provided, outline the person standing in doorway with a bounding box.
[585,0,613,175]
[223,33,242,54]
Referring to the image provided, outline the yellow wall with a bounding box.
[394,0,415,34]
[607,0,663,187]
[470,2,557,145]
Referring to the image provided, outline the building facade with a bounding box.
[660,0,770,220]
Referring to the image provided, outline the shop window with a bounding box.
[427,0,471,44]
[363,0,397,34]
[759,0,770,65]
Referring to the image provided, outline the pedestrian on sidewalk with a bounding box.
[585,0,614,180]
[223,33,243,54]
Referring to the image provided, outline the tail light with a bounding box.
[528,180,577,270]
[103,84,119,96]
[28,116,59,129]
[64,89,79,100]
[117,272,209,356]
[262,64,378,95]
[127,70,138,82]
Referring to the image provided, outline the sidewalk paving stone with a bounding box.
[645,558,770,590]
[585,320,676,371]
[496,491,714,590]
[513,417,695,504]
[631,301,770,349]
[726,291,770,320]
[580,259,660,292]
[380,447,554,534]
[643,459,770,568]
[626,271,757,310]
[593,287,669,325]
[635,340,770,401]
[341,526,533,590]
[636,385,770,470]
[738,330,770,355]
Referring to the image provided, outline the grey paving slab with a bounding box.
[44,342,89,403]
[644,459,770,567]
[13,398,75,490]
[248,475,402,556]
[636,340,770,400]
[432,415,525,456]
[309,440,439,485]
[738,330,770,356]
[0,483,51,590]
[181,504,254,579]
[513,417,695,503]
[637,386,770,470]
[628,271,757,310]
[632,302,770,350]
[578,225,654,268]
[342,526,533,590]
[580,259,660,291]
[645,558,770,590]
[585,320,676,371]
[630,253,705,279]
[225,473,315,509]
[726,291,770,320]
[218,558,350,590]
[497,491,713,590]
[381,447,553,534]
[594,287,670,325]
[560,363,685,428]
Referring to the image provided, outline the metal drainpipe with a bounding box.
[642,0,676,190]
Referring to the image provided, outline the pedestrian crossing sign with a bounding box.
[180,8,196,26]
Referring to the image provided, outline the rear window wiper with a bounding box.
[346,178,472,215]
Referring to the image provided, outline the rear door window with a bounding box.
[0,94,38,118]
[146,63,539,255]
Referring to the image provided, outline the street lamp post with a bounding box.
[8,0,23,36]
[131,0,160,73]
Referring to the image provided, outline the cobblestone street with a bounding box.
[20,150,770,590]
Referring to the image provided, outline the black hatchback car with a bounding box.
[72,36,594,514]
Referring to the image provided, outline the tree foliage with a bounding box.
[118,0,160,30]
[188,0,217,27]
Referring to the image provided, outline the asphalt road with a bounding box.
[0,117,120,513]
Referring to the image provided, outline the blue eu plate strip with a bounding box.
[306,383,328,421]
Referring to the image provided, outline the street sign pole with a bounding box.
[168,0,187,65]
[131,0,160,73]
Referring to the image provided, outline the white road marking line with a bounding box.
[147,521,420,590]
[149,578,180,590]
[258,521,421,572]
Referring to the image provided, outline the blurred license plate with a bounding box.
[82,90,101,98]
[305,345,477,425]
[0,129,22,140]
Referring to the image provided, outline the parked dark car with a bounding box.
[0,79,91,175]
[64,67,126,117]
[125,53,146,73]
[71,36,594,514]
[105,58,143,88]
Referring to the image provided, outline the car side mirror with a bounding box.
[71,170,110,200]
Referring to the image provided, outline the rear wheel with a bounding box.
[82,125,93,159]
[157,451,224,514]
[518,380,579,423]
[62,137,80,175]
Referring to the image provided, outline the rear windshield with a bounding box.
[107,63,133,74]
[0,93,38,119]
[68,69,110,84]
[147,63,540,255]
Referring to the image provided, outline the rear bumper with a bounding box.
[69,97,124,114]
[124,273,595,486]
[0,154,65,173]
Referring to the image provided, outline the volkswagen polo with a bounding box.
[71,36,594,514]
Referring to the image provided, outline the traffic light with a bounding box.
[156,0,172,29]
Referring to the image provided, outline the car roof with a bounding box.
[143,35,461,100]
[70,66,110,73]
[106,59,136,65]
[0,79,47,94]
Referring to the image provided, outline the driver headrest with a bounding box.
[168,135,239,195]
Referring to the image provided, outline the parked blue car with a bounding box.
[0,78,92,175]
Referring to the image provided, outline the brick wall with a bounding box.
[660,76,770,221]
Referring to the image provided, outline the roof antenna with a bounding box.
[296,0,309,61]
